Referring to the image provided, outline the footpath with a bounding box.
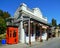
[0,37,60,48]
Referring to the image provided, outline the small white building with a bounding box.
[7,3,52,44]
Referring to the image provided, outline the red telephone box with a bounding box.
[6,26,18,44]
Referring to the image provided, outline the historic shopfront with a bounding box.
[6,3,52,45]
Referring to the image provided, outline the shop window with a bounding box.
[25,32,28,36]
[30,23,34,36]
[24,23,34,36]
[35,24,40,37]
[25,26,28,36]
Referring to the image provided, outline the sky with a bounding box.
[0,0,60,24]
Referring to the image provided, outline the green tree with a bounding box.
[52,18,57,27]
[0,17,6,34]
[58,24,60,29]
[0,9,10,34]
[0,10,3,17]
[0,9,10,19]
[3,12,10,19]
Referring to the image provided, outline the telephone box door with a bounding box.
[6,26,18,44]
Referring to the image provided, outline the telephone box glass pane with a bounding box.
[13,30,16,37]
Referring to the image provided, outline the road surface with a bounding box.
[30,38,60,48]
[0,37,60,48]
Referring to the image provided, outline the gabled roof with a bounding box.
[14,3,48,25]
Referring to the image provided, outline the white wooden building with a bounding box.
[8,3,52,44]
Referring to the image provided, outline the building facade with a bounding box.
[7,3,52,44]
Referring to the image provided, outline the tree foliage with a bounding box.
[3,12,10,19]
[0,17,6,34]
[52,18,57,27]
[58,24,60,29]
[0,10,3,16]
[0,9,10,34]
[0,10,10,19]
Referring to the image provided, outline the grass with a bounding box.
[0,33,6,46]
[0,42,2,46]
[0,33,6,37]
[0,33,6,40]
